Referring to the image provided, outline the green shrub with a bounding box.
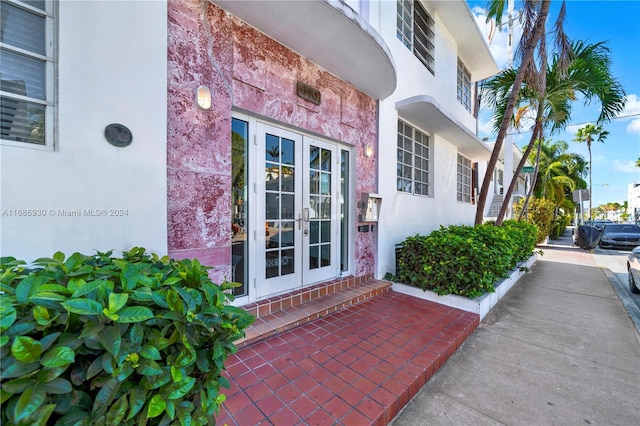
[395,223,537,299]
[502,220,538,262]
[0,248,254,426]
[514,197,555,243]
[549,215,569,240]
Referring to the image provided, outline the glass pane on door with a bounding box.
[308,146,332,269]
[265,134,296,278]
[231,118,248,296]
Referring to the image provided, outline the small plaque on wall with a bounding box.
[104,123,133,147]
[296,81,321,106]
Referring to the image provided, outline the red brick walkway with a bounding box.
[217,291,479,425]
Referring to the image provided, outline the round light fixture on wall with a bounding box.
[365,143,374,157]
[196,85,212,110]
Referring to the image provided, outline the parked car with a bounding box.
[598,224,640,250]
[627,246,640,294]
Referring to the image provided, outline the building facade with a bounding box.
[629,182,640,223]
[1,0,496,305]
[368,0,498,277]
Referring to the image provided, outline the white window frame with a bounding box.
[0,0,55,150]
[457,153,472,203]
[457,58,472,113]
[397,119,431,197]
[396,0,435,74]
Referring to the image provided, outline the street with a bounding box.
[592,246,640,333]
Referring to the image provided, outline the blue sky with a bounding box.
[466,0,640,208]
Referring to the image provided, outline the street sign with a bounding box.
[521,166,535,173]
[572,189,590,202]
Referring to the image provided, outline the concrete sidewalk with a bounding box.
[391,229,640,425]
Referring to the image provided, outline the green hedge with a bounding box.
[395,221,537,299]
[0,248,254,426]
[514,197,555,243]
[550,215,570,240]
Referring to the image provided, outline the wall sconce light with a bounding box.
[196,85,212,110]
[365,143,374,158]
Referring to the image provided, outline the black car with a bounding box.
[598,224,640,250]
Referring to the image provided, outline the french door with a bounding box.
[255,123,339,298]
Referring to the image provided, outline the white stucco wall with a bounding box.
[0,1,168,262]
[629,182,640,220]
[370,0,493,277]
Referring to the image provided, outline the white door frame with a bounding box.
[248,120,345,300]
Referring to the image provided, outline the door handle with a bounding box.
[296,214,303,230]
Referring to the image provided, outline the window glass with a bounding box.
[340,149,349,272]
[397,120,430,196]
[0,0,53,147]
[457,58,472,112]
[396,0,435,74]
[231,118,249,297]
[0,2,46,54]
[1,50,46,99]
[457,154,472,203]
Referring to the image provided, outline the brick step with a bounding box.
[235,278,392,348]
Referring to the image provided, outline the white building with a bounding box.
[1,0,496,301]
[367,0,498,277]
[479,141,531,220]
[629,182,640,222]
[1,1,169,261]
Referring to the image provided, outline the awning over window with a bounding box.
[211,0,397,99]
[396,95,492,161]
[430,1,499,81]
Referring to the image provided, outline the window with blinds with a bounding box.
[0,0,54,147]
[457,58,472,113]
[396,0,435,74]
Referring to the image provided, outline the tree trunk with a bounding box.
[475,1,551,225]
[495,118,542,225]
[518,135,544,221]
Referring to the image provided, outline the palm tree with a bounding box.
[475,0,557,225]
[573,124,609,219]
[526,138,586,217]
[636,158,640,168]
[487,40,626,225]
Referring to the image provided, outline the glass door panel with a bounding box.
[254,123,343,298]
[257,124,302,298]
[304,139,338,283]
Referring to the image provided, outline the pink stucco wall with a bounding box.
[167,0,378,283]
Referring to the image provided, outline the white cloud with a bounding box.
[626,118,640,134]
[471,6,523,70]
[565,123,590,136]
[613,160,639,173]
[477,117,495,137]
[622,94,640,116]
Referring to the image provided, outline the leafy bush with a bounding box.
[502,220,538,262]
[514,197,555,243]
[395,222,537,298]
[0,248,254,426]
[549,215,570,240]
